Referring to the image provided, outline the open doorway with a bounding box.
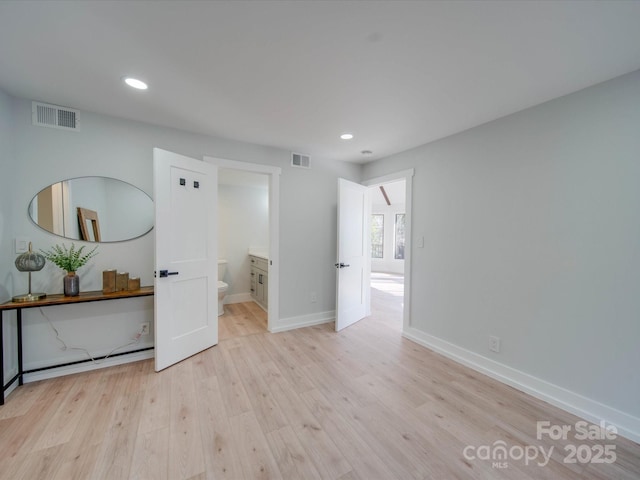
[369,180,406,332]
[362,168,413,333]
[217,168,269,340]
[204,156,282,337]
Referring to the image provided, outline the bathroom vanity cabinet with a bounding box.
[249,255,268,310]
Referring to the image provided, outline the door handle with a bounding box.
[334,263,350,268]
[158,270,179,278]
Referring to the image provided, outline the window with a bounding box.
[371,214,384,258]
[395,213,405,259]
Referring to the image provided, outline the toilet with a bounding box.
[217,259,229,316]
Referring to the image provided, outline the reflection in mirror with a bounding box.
[29,177,154,242]
[77,207,101,241]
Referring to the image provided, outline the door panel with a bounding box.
[170,168,208,258]
[336,178,371,331]
[154,148,218,371]
[170,278,208,338]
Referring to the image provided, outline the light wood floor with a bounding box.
[1,291,639,479]
[219,301,268,341]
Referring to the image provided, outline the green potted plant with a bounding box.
[41,243,98,296]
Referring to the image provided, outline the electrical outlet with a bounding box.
[489,335,501,353]
[310,292,317,303]
[140,322,150,336]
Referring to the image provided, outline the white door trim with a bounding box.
[362,168,414,333]
[203,156,281,332]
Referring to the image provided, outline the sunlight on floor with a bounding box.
[371,272,404,297]
[370,272,404,330]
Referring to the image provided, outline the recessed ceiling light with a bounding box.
[123,77,148,90]
[340,133,354,140]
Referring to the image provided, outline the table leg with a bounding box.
[1,310,4,405]
[17,309,23,386]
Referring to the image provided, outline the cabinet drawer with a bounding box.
[250,255,268,271]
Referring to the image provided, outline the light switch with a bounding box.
[417,236,425,248]
[15,237,29,253]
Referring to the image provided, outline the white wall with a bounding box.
[4,94,360,379]
[0,88,17,385]
[279,165,351,322]
[362,71,640,440]
[218,182,269,299]
[371,202,405,274]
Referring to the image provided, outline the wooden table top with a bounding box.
[0,286,154,311]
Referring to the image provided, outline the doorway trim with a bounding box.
[362,169,414,332]
[203,156,281,332]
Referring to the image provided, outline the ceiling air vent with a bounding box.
[291,152,310,169]
[32,101,80,131]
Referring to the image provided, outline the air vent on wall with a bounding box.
[291,152,310,169]
[32,101,80,131]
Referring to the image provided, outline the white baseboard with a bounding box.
[403,326,640,444]
[270,310,335,333]
[23,349,155,383]
[224,292,253,304]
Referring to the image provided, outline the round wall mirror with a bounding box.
[28,176,154,242]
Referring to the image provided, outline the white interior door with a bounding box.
[153,148,218,371]
[336,178,371,331]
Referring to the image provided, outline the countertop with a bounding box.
[248,249,269,260]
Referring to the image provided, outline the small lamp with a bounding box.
[12,242,47,303]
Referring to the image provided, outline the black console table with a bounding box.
[0,286,154,404]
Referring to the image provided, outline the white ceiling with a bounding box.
[1,1,639,164]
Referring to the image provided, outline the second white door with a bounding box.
[335,178,371,331]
